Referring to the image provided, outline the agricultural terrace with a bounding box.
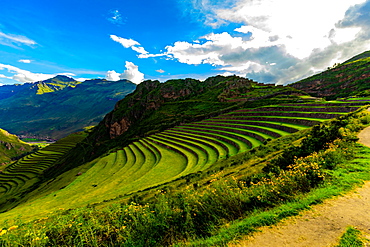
[1,100,367,216]
[0,132,86,209]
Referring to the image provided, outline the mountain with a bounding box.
[291,50,370,99]
[0,76,136,139]
[61,75,304,171]
[31,75,81,94]
[0,75,313,211]
[0,75,80,100]
[0,128,35,166]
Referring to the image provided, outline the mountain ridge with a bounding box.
[0,76,136,139]
[291,50,370,99]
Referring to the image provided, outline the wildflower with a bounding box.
[8,225,18,231]
[0,230,7,236]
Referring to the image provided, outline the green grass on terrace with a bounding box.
[169,128,239,156]
[203,119,308,131]
[156,132,219,171]
[177,125,258,151]
[150,134,209,172]
[188,123,275,141]
[215,115,327,122]
[196,121,291,137]
[164,130,229,159]
[228,110,350,114]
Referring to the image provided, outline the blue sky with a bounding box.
[0,0,370,85]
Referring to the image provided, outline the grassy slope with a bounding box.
[72,76,303,170]
[291,50,370,100]
[0,128,34,166]
[33,75,81,95]
[1,107,369,247]
[0,100,367,225]
[0,65,370,245]
[0,76,306,221]
[0,132,87,213]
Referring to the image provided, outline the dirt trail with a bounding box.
[230,126,370,247]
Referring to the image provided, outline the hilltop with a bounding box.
[0,76,136,139]
[0,75,80,100]
[291,50,370,99]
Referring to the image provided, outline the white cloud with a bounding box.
[131,46,148,55]
[18,59,32,63]
[120,62,144,84]
[110,35,140,48]
[0,63,74,83]
[156,69,165,73]
[58,72,76,77]
[137,0,370,84]
[0,74,11,79]
[0,31,36,47]
[75,78,89,82]
[110,35,148,55]
[105,61,144,84]
[329,27,362,44]
[215,0,366,59]
[106,70,121,81]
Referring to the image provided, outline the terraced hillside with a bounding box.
[0,99,367,219]
[0,128,35,167]
[78,76,305,170]
[292,50,370,99]
[0,132,87,212]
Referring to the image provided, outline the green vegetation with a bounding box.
[1,54,370,247]
[0,77,367,211]
[0,107,369,246]
[86,76,301,151]
[292,51,370,100]
[0,132,87,212]
[33,75,82,95]
[336,227,367,247]
[0,75,136,139]
[0,129,35,166]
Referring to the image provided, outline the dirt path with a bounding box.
[230,127,370,247]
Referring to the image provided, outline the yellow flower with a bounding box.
[8,225,18,231]
[0,229,7,236]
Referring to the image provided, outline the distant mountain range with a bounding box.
[0,75,136,139]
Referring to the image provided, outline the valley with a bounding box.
[0,75,136,139]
